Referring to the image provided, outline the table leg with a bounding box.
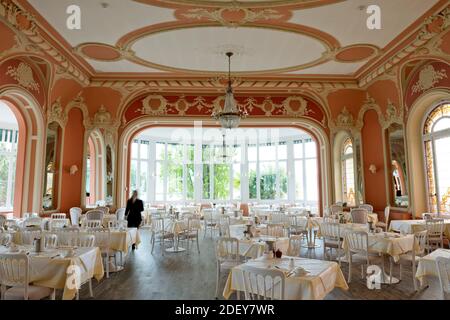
[378,254,400,284]
[166,234,186,253]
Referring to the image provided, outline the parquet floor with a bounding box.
[75,229,443,300]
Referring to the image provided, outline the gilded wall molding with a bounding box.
[47,96,67,127]
[355,93,385,130]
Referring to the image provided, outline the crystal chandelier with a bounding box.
[212,52,247,129]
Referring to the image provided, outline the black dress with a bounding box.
[125,198,144,228]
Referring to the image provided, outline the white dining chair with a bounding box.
[96,206,109,215]
[359,204,374,213]
[398,230,427,291]
[89,228,116,279]
[376,206,390,231]
[350,208,368,225]
[21,229,42,245]
[42,233,58,249]
[330,204,343,215]
[51,213,67,220]
[287,235,302,257]
[85,220,102,229]
[266,224,285,237]
[218,216,231,237]
[288,215,308,239]
[425,219,445,252]
[321,222,342,265]
[150,217,173,255]
[241,265,286,300]
[0,253,55,300]
[0,216,6,230]
[0,233,12,247]
[54,229,80,247]
[181,217,201,254]
[203,209,219,239]
[344,231,376,283]
[116,208,126,221]
[78,234,96,248]
[215,237,240,299]
[69,207,82,226]
[86,210,104,221]
[436,256,450,300]
[23,217,42,228]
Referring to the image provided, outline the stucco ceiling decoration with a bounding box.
[23,0,446,84]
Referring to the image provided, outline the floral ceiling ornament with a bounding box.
[137,94,168,116]
[336,106,354,127]
[47,97,67,126]
[181,7,284,27]
[412,64,447,94]
[6,62,40,93]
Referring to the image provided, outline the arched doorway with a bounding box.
[117,118,331,215]
[85,130,106,207]
[0,88,45,217]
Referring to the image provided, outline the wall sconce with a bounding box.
[369,164,377,174]
[69,165,78,175]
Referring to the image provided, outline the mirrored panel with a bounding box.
[43,122,61,210]
[353,135,364,206]
[106,145,114,205]
[385,123,409,208]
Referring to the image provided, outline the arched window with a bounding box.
[0,101,18,212]
[342,138,355,206]
[423,103,450,214]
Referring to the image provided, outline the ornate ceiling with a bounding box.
[20,0,446,81]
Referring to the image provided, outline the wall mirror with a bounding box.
[43,121,61,211]
[385,123,409,208]
[106,145,114,205]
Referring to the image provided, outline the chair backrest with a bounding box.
[0,233,12,246]
[384,206,390,224]
[151,217,165,233]
[321,222,341,242]
[78,234,96,247]
[359,204,374,213]
[287,235,302,257]
[116,208,126,221]
[88,228,111,250]
[43,233,58,249]
[350,208,368,224]
[266,224,285,237]
[86,210,104,221]
[345,231,369,255]
[426,219,445,237]
[323,216,339,223]
[218,217,230,237]
[330,204,343,215]
[21,229,42,245]
[413,230,428,258]
[55,229,80,246]
[0,253,30,298]
[96,206,110,215]
[85,220,102,229]
[50,219,68,231]
[51,213,67,220]
[241,265,285,300]
[436,257,450,297]
[244,244,265,260]
[107,220,119,229]
[69,207,82,226]
[187,217,201,232]
[215,237,239,261]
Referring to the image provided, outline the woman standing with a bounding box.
[125,190,144,250]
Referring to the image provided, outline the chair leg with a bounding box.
[105,256,110,279]
[361,264,364,280]
[151,234,155,254]
[76,290,80,300]
[389,258,393,285]
[399,264,403,280]
[196,235,200,254]
[347,255,352,283]
[50,289,56,300]
[89,279,93,298]
[412,262,418,291]
[215,263,220,299]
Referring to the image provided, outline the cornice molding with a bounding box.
[0,0,90,86]
[358,6,450,88]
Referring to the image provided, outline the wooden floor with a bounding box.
[76,229,444,300]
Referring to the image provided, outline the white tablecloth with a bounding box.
[416,248,450,286]
[390,219,450,238]
[223,256,348,300]
[0,246,104,300]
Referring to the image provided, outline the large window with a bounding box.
[424,103,450,214]
[0,102,19,211]
[341,138,356,206]
[130,129,319,210]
